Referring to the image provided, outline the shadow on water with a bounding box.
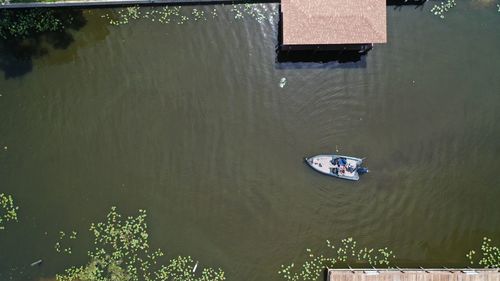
[275,46,370,69]
[386,0,427,6]
[387,0,427,11]
[275,50,369,69]
[0,9,86,79]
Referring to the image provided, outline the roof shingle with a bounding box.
[282,0,387,45]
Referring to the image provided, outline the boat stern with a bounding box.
[357,167,369,175]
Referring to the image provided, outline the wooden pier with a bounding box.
[328,268,500,281]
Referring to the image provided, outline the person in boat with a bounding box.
[339,165,346,175]
[346,163,355,173]
[329,158,339,175]
[334,157,347,175]
[331,158,339,166]
[332,163,340,175]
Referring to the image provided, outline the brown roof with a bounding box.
[281,0,387,45]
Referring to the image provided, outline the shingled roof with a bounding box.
[281,0,387,45]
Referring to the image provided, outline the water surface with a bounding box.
[0,3,500,281]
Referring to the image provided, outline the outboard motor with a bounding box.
[357,167,369,175]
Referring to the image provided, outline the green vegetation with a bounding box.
[466,237,500,268]
[1,195,499,280]
[101,6,193,26]
[55,230,78,254]
[430,0,500,18]
[56,206,225,281]
[101,4,275,26]
[278,238,395,281]
[0,9,85,78]
[0,193,18,230]
[0,9,73,39]
[430,0,457,19]
[230,4,269,23]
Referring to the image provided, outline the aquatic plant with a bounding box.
[156,256,225,281]
[101,6,141,26]
[211,8,218,18]
[230,4,272,23]
[101,5,277,27]
[55,230,78,255]
[101,6,191,26]
[430,0,457,19]
[191,9,206,21]
[467,237,500,268]
[278,238,395,281]
[0,193,18,230]
[0,9,71,39]
[56,206,225,281]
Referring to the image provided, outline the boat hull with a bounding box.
[305,154,365,181]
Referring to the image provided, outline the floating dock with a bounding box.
[328,268,500,281]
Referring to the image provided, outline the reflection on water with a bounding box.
[0,9,87,78]
[0,3,499,281]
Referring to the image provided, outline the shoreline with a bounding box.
[0,0,277,9]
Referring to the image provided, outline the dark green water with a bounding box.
[1,2,500,281]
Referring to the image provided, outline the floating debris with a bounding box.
[279,77,287,88]
[30,260,43,267]
[193,261,199,273]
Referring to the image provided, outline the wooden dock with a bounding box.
[328,268,500,281]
